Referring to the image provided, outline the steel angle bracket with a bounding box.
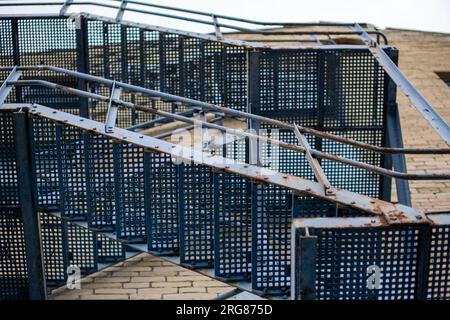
[105,81,123,133]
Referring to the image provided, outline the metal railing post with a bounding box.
[76,15,89,118]
[247,49,261,166]
[291,225,318,300]
[415,225,432,300]
[384,48,412,206]
[13,109,47,300]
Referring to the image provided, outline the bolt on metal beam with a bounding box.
[4,65,448,156]
[23,102,429,221]
[105,81,122,133]
[6,76,450,180]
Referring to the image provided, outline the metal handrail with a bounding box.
[2,65,447,156]
[0,0,389,44]
[2,66,450,182]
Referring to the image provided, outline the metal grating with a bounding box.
[0,111,19,206]
[96,234,125,263]
[427,226,450,300]
[31,117,60,209]
[114,142,146,242]
[312,226,420,300]
[252,183,292,294]
[146,151,179,253]
[87,134,115,230]
[65,221,97,274]
[214,172,252,280]
[180,163,214,268]
[40,212,65,285]
[59,125,88,220]
[322,130,382,197]
[17,18,79,113]
[0,208,28,300]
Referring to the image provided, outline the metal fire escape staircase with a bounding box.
[0,1,449,300]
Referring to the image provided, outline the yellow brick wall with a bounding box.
[384,30,450,211]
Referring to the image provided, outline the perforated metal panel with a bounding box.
[214,172,252,280]
[146,152,179,253]
[180,164,214,268]
[427,226,450,300]
[114,143,146,242]
[252,183,292,294]
[40,212,65,285]
[65,221,97,273]
[0,208,28,300]
[59,126,88,220]
[16,18,79,113]
[96,234,125,263]
[0,19,15,103]
[312,226,419,300]
[322,130,382,197]
[0,111,19,206]
[87,134,115,230]
[31,118,60,209]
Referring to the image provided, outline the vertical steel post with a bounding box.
[76,15,89,118]
[13,110,47,300]
[415,225,432,300]
[380,48,395,201]
[382,48,412,206]
[247,49,261,166]
[291,226,318,300]
[11,18,22,103]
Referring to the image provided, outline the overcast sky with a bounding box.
[3,0,450,33]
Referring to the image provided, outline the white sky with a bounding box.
[2,0,450,33]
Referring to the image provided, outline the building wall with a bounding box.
[383,29,450,212]
[50,29,450,300]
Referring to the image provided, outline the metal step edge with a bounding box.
[43,211,277,300]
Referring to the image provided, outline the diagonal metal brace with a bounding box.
[0,66,22,106]
[353,23,450,146]
[105,81,122,133]
[294,124,334,195]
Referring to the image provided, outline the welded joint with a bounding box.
[105,81,122,133]
[293,124,334,196]
[0,66,22,106]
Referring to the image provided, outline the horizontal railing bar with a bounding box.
[7,78,450,180]
[127,108,200,131]
[0,1,387,43]
[3,65,448,155]
[21,102,426,221]
[112,0,352,27]
[153,116,223,140]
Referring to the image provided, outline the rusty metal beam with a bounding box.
[6,78,450,180]
[3,65,449,156]
[13,102,427,223]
